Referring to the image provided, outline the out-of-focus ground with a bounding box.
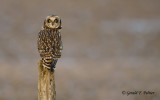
[0,0,160,100]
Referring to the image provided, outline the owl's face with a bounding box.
[44,15,62,29]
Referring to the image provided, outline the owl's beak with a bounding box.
[52,22,55,26]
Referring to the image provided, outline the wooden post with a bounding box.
[38,60,56,100]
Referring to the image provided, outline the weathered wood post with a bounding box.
[38,60,56,100]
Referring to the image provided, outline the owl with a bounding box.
[37,15,63,71]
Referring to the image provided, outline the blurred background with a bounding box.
[0,0,160,100]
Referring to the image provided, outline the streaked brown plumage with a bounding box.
[37,15,62,71]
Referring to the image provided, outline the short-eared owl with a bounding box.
[37,15,62,71]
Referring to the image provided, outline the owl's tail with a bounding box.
[42,58,58,71]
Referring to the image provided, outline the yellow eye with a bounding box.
[47,19,52,23]
[54,19,58,23]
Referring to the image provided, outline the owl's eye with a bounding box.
[47,19,52,23]
[54,19,58,23]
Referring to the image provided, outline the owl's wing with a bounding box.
[38,30,62,58]
[51,30,63,58]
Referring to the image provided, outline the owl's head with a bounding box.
[43,15,62,29]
